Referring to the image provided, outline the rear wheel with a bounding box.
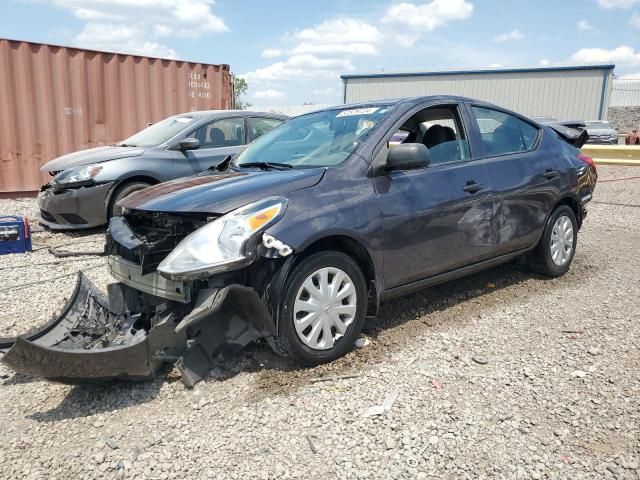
[267,251,367,366]
[528,205,578,278]
[108,182,151,218]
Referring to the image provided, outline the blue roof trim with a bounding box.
[341,64,616,80]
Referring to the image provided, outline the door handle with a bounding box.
[543,169,559,179]
[463,181,483,194]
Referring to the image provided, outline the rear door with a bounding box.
[375,103,495,289]
[467,104,564,255]
[173,117,246,177]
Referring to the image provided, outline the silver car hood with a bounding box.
[40,146,147,173]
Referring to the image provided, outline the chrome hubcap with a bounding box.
[293,267,357,350]
[550,215,574,266]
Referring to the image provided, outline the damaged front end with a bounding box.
[1,208,292,387]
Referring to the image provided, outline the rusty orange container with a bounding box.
[0,39,233,194]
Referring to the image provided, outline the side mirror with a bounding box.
[386,144,430,172]
[179,137,200,151]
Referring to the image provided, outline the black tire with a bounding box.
[108,182,151,218]
[528,205,578,278]
[267,251,368,366]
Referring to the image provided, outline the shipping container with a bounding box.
[342,65,615,123]
[0,38,233,194]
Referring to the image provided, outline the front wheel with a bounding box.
[267,251,368,366]
[528,205,578,278]
[108,182,151,218]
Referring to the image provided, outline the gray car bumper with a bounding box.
[37,182,113,230]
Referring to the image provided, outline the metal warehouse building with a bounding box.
[341,65,615,121]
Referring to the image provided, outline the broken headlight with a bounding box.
[157,197,288,279]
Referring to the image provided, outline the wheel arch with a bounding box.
[276,234,381,318]
[106,175,160,214]
[552,194,582,229]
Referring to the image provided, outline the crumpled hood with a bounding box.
[41,146,146,173]
[120,168,327,215]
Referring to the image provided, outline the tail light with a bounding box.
[577,153,597,176]
[23,217,30,239]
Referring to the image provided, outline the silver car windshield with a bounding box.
[234,105,394,168]
[118,116,195,147]
[586,121,612,129]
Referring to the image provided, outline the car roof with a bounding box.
[172,110,288,120]
[310,95,502,114]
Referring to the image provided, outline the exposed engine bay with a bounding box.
[0,210,292,387]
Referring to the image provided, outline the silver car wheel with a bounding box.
[293,267,357,351]
[550,215,574,266]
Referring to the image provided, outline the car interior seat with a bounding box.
[423,125,459,165]
[209,127,225,147]
[490,124,522,155]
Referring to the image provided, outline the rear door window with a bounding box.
[248,117,284,142]
[472,106,539,156]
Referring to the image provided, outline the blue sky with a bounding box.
[1,0,639,105]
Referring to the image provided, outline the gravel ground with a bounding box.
[0,166,639,479]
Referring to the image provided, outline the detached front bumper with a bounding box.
[0,271,276,387]
[37,182,113,230]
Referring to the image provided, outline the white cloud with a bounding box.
[597,0,640,8]
[294,17,380,44]
[253,89,285,99]
[569,45,640,66]
[619,72,640,79]
[493,29,524,42]
[577,20,593,31]
[488,63,503,68]
[289,18,380,56]
[244,17,377,82]
[49,0,228,58]
[243,55,354,82]
[631,12,640,28]
[262,48,283,59]
[292,42,378,56]
[539,58,550,66]
[382,0,473,30]
[75,23,178,58]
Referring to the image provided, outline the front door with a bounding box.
[375,104,495,289]
[173,117,246,177]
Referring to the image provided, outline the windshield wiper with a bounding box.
[237,162,295,171]
[117,143,137,147]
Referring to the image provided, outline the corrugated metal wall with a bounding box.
[343,67,614,122]
[0,39,232,193]
[610,79,640,107]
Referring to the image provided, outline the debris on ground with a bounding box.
[363,388,399,417]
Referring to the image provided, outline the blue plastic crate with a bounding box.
[0,216,32,255]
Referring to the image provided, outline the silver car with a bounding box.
[584,120,618,145]
[37,110,287,230]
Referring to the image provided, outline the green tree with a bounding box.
[232,74,251,109]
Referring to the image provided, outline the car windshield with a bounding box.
[118,116,195,147]
[233,105,394,168]
[586,121,612,129]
